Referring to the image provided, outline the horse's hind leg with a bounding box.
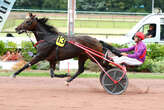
[66,56,87,83]
[49,61,70,78]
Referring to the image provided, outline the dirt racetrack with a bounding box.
[0,77,163,110]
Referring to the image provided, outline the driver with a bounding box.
[112,32,147,66]
[145,24,156,38]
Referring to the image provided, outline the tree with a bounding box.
[13,0,164,13]
[14,0,44,9]
[77,0,106,11]
[42,0,67,10]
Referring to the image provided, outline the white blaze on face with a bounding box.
[0,0,16,32]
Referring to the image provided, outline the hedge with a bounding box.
[84,43,164,73]
[0,41,164,73]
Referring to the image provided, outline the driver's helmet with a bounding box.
[135,32,144,40]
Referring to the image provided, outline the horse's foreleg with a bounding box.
[11,55,44,78]
[66,57,87,83]
[11,63,31,78]
[49,61,70,78]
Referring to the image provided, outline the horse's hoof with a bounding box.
[10,74,16,78]
[50,74,55,78]
[64,81,70,86]
[66,73,71,77]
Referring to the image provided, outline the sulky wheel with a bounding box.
[101,68,128,95]
[99,71,104,85]
[99,66,113,85]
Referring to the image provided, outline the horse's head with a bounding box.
[15,13,38,34]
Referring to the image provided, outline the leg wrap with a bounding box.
[13,63,31,77]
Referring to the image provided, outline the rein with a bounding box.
[25,31,49,48]
[26,32,37,49]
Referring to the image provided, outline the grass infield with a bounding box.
[0,70,164,79]
[2,19,136,31]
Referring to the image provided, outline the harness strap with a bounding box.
[139,48,147,59]
[34,40,44,47]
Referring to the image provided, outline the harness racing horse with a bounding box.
[12,13,121,84]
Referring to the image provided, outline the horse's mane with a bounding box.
[37,17,59,35]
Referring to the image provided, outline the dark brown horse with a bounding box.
[12,13,121,84]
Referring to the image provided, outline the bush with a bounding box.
[0,41,6,55]
[30,64,38,70]
[12,60,30,71]
[147,43,164,61]
[128,57,153,72]
[111,43,128,49]
[102,43,164,73]
[84,59,100,72]
[37,61,50,70]
[151,59,164,73]
[6,41,17,52]
[21,41,37,61]
[30,61,50,70]
[0,41,17,56]
[83,43,164,73]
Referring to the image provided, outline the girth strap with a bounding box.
[56,46,59,60]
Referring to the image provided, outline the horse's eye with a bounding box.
[26,21,32,25]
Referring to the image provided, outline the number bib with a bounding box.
[56,36,66,47]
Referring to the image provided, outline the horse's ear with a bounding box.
[29,13,36,18]
[29,13,33,17]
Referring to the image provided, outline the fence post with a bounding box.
[67,0,76,37]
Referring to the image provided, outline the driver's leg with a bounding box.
[112,56,142,66]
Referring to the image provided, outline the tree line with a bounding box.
[13,0,164,13]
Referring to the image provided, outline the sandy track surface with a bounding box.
[0,77,163,110]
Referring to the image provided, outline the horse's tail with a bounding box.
[99,40,122,57]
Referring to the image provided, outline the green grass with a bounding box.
[0,71,100,78]
[127,73,164,79]
[0,71,164,79]
[75,20,136,29]
[0,19,133,38]
[48,19,136,29]
[2,19,137,32]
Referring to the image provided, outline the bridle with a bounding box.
[20,18,67,50]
